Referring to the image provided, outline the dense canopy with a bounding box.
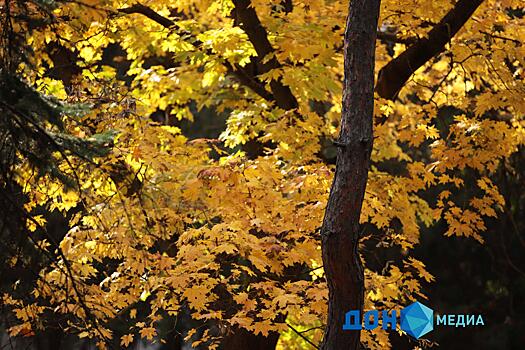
[0,0,523,349]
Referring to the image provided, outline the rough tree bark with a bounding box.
[319,1,381,349]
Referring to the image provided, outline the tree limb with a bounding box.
[376,0,485,100]
[231,0,298,110]
[118,3,175,29]
[222,60,274,101]
[376,31,417,45]
[118,3,275,103]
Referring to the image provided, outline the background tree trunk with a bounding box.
[221,326,280,350]
[320,1,381,349]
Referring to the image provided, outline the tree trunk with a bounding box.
[320,1,381,349]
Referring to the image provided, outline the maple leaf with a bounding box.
[183,285,211,311]
[120,334,134,347]
[139,327,156,341]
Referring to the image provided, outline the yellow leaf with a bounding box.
[120,334,134,347]
[139,327,156,340]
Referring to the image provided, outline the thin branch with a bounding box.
[298,325,324,334]
[479,30,522,46]
[286,323,320,349]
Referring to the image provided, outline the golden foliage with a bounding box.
[4,0,524,348]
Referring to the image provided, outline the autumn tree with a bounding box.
[1,0,524,349]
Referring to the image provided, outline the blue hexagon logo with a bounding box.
[400,301,434,339]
